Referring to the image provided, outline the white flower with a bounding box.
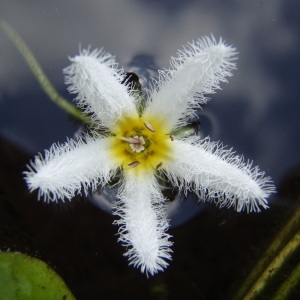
[24,36,275,276]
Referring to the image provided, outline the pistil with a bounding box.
[129,136,145,153]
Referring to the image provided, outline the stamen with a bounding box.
[117,136,141,144]
[156,162,163,170]
[170,135,174,141]
[128,161,141,168]
[144,121,156,132]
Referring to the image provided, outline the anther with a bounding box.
[144,121,156,132]
[128,161,141,168]
[118,136,141,144]
[156,162,163,170]
[170,135,174,141]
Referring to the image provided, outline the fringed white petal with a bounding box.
[113,172,172,276]
[144,36,237,131]
[164,136,275,213]
[24,135,118,202]
[64,48,137,128]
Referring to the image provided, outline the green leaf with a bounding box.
[0,251,75,300]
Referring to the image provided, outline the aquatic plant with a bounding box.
[20,36,275,276]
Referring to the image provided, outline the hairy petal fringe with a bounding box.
[163,136,275,213]
[24,135,118,202]
[64,48,137,128]
[113,172,173,276]
[145,36,237,131]
[23,37,276,277]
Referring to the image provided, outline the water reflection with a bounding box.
[1,0,299,299]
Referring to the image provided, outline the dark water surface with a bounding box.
[0,0,299,299]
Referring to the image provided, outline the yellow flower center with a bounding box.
[110,115,172,175]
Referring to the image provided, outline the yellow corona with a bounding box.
[110,115,172,175]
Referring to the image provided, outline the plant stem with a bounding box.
[0,20,92,126]
[243,230,300,299]
[232,207,300,300]
[272,259,300,300]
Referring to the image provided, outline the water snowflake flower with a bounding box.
[24,36,275,276]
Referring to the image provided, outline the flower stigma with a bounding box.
[129,135,145,153]
[110,115,172,174]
